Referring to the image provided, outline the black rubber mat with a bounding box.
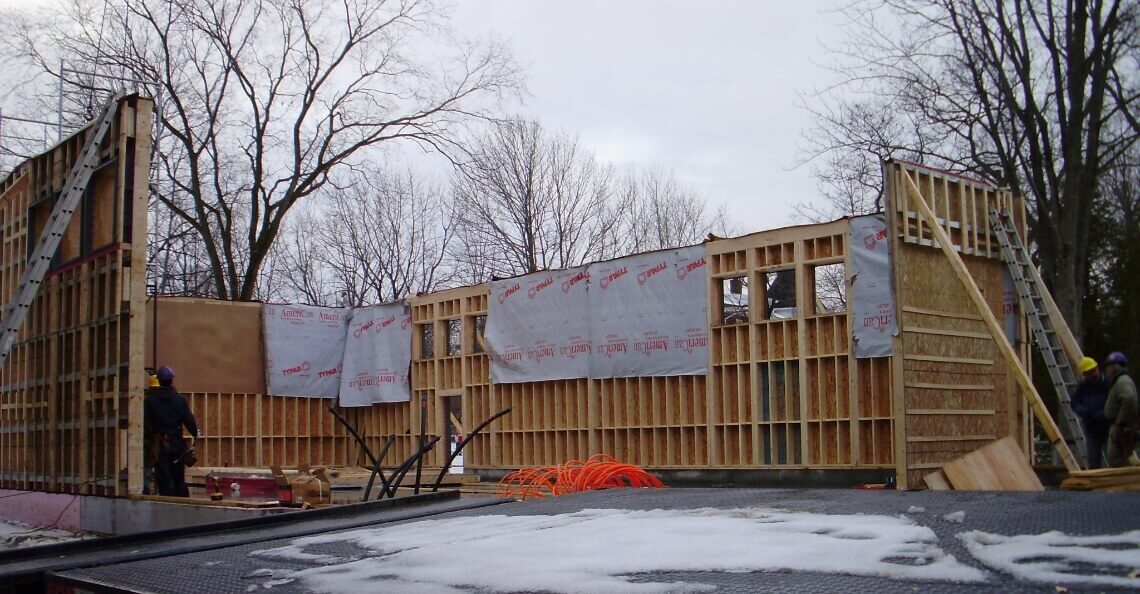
[48,488,1140,593]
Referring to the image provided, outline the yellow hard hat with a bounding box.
[1078,357,1098,374]
[149,374,160,388]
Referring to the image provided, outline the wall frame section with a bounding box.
[158,200,1030,485]
[0,95,153,496]
[705,219,895,472]
[884,159,1033,488]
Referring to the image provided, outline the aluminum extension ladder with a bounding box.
[0,92,125,363]
[990,208,1088,467]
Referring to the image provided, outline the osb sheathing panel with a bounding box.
[0,96,152,496]
[886,160,1031,489]
[144,297,266,394]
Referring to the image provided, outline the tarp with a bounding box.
[263,303,348,397]
[485,267,591,383]
[339,303,413,406]
[588,245,709,377]
[850,215,898,358]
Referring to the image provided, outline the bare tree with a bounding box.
[800,0,1140,338]
[1084,152,1140,361]
[2,0,520,300]
[272,167,456,306]
[452,120,617,277]
[609,167,736,253]
[268,208,335,305]
[146,205,216,295]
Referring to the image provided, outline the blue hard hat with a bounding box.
[1104,352,1128,366]
[156,365,176,382]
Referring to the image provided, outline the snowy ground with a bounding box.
[46,488,1140,593]
[243,507,1140,593]
[250,507,987,592]
[0,519,87,550]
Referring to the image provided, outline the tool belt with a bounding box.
[158,433,185,454]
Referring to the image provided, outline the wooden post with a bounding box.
[887,165,910,489]
[900,169,1079,471]
[794,240,810,466]
[125,97,153,494]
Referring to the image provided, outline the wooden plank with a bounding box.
[900,168,1078,472]
[941,437,1043,491]
[908,409,995,416]
[924,469,951,490]
[907,435,996,443]
[795,240,809,466]
[886,166,908,488]
[904,354,993,365]
[904,327,991,340]
[1059,464,1140,491]
[901,306,983,321]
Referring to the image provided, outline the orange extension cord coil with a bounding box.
[496,454,665,500]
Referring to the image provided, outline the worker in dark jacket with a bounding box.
[1103,352,1139,467]
[144,366,199,496]
[1070,356,1110,469]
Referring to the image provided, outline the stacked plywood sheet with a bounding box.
[923,437,1043,491]
[1060,467,1140,492]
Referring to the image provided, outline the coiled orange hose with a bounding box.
[496,454,665,500]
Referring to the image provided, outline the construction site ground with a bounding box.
[35,487,1140,593]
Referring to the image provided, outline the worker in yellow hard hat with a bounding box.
[144,372,160,493]
[1070,356,1110,469]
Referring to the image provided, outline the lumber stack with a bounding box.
[923,437,1044,491]
[1060,467,1140,492]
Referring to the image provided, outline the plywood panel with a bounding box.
[144,297,266,394]
[888,159,1032,488]
[940,437,1043,491]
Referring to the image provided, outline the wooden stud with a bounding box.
[887,165,909,488]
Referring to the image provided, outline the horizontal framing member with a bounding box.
[904,327,991,340]
[903,382,994,391]
[903,354,993,366]
[906,435,996,443]
[906,409,996,416]
[901,306,983,321]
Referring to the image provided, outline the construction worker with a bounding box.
[1070,356,1110,469]
[1102,352,1139,467]
[144,366,199,496]
[143,373,161,494]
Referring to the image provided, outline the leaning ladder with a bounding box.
[0,92,125,363]
[990,208,1088,468]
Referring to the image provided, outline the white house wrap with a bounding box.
[587,245,709,378]
[263,303,349,397]
[339,303,413,406]
[486,267,592,383]
[849,215,899,357]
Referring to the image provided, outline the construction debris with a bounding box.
[927,437,1044,491]
[1060,467,1140,492]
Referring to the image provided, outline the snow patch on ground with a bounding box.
[962,530,1140,589]
[248,508,986,592]
[0,519,87,550]
[907,506,926,514]
[943,511,966,523]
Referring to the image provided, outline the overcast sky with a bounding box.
[449,1,841,233]
[0,0,843,234]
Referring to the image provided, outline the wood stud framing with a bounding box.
[885,160,1033,488]
[0,96,152,495]
[0,136,1040,489]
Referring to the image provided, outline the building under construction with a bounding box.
[0,94,1092,518]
